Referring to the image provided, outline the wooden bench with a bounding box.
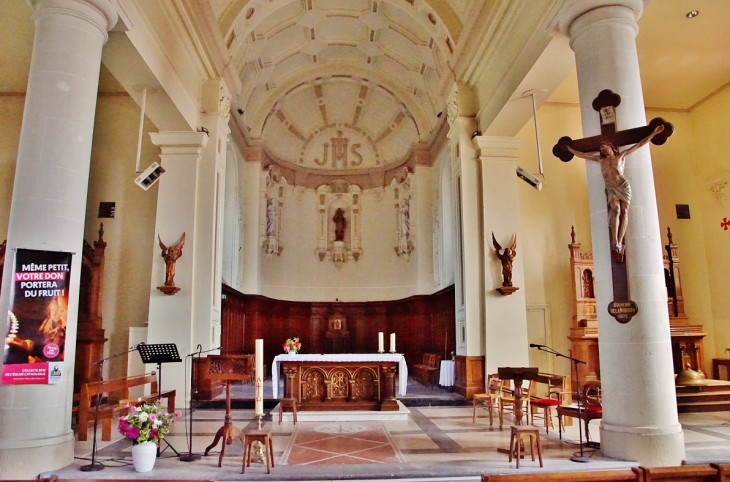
[413,353,441,386]
[481,464,730,482]
[77,372,175,442]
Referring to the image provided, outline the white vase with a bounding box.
[288,351,297,355]
[132,441,157,472]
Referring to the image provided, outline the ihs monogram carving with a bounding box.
[314,131,363,167]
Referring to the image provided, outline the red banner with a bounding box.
[2,249,73,384]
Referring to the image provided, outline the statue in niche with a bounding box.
[492,232,517,287]
[400,198,410,239]
[333,208,347,242]
[266,198,278,237]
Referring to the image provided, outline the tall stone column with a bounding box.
[447,85,485,398]
[0,0,117,477]
[147,80,230,405]
[559,0,684,465]
[473,136,529,375]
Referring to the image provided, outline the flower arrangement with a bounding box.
[118,400,181,445]
[283,337,301,354]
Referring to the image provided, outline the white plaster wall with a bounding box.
[0,96,23,240]
[258,181,422,302]
[84,95,159,379]
[241,159,261,294]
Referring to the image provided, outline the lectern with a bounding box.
[497,367,539,426]
[496,367,540,458]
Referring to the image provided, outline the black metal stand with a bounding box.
[530,344,591,463]
[179,345,203,462]
[137,343,182,457]
[80,345,142,472]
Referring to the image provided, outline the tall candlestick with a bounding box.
[390,333,396,353]
[255,339,264,417]
[378,332,384,353]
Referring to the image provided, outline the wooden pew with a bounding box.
[482,468,641,481]
[77,372,175,442]
[482,464,730,482]
[413,353,441,386]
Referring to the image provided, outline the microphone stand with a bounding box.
[530,344,591,463]
[179,345,220,462]
[80,345,143,472]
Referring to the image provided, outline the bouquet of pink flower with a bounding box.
[283,337,301,354]
[118,400,181,445]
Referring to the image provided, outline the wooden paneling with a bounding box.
[454,355,485,399]
[218,285,455,392]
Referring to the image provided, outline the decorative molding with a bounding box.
[706,171,730,206]
[391,167,414,259]
[261,165,286,255]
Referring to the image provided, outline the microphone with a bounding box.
[129,342,145,350]
[529,344,544,348]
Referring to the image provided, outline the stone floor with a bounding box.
[55,379,730,481]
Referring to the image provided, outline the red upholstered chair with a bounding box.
[530,375,566,434]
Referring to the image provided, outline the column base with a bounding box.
[0,438,74,478]
[600,423,684,466]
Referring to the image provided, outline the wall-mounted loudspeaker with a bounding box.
[134,162,165,191]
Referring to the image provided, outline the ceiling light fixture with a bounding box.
[686,10,699,18]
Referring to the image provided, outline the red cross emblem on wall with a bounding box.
[722,218,730,230]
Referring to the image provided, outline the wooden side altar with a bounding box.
[272,354,407,411]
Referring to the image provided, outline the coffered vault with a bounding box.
[213,0,462,151]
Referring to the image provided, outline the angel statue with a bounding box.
[492,232,517,287]
[158,232,186,287]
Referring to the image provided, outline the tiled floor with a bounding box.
[55,381,730,481]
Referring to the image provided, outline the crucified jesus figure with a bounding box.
[564,124,664,257]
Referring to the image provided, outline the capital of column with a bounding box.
[473,135,522,162]
[201,78,233,123]
[150,131,209,159]
[558,0,643,43]
[29,0,118,39]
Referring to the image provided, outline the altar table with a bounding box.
[272,354,408,411]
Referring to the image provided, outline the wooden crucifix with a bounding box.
[552,89,674,323]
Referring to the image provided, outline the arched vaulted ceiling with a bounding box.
[209,0,464,175]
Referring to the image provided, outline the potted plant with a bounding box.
[283,337,301,354]
[118,400,181,472]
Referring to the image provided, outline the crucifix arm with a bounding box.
[621,125,664,157]
[564,145,600,162]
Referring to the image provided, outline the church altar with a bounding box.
[272,354,408,411]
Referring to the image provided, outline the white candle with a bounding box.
[255,339,264,416]
[390,333,396,353]
[378,332,384,352]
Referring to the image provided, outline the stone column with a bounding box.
[559,0,684,465]
[473,136,529,375]
[0,0,117,477]
[447,85,485,398]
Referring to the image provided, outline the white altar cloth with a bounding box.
[272,353,408,398]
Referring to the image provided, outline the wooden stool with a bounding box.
[509,426,543,469]
[278,398,298,425]
[242,430,274,474]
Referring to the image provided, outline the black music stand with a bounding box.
[138,343,182,457]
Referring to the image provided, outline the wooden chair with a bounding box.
[558,380,602,441]
[473,373,501,424]
[530,373,566,434]
[499,379,533,428]
[203,355,255,467]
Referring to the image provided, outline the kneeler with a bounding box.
[203,354,255,467]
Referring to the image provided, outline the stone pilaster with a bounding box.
[473,136,529,375]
